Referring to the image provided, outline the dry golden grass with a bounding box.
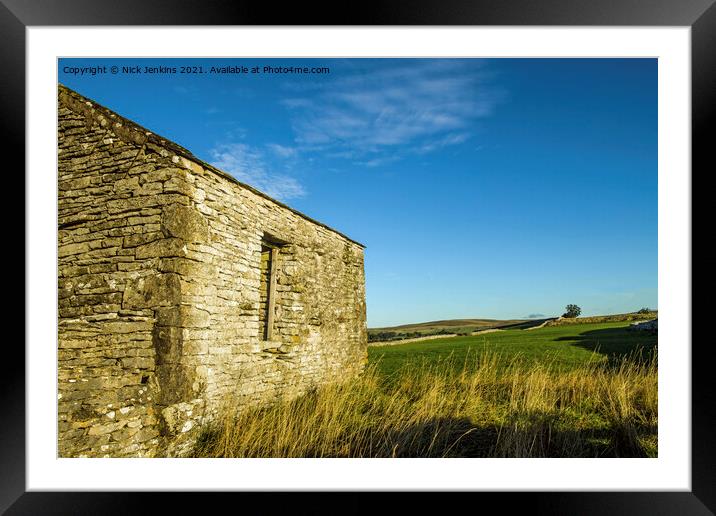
[192,351,657,458]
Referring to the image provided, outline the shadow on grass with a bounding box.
[377,416,496,458]
[194,414,655,458]
[381,415,654,458]
[488,416,654,458]
[553,327,657,366]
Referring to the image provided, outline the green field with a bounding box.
[196,320,657,458]
[369,321,658,376]
[367,311,657,343]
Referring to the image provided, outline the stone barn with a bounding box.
[57,85,367,457]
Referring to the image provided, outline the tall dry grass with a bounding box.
[192,350,657,458]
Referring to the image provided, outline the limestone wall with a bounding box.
[57,85,367,457]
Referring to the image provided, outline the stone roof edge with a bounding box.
[58,83,366,249]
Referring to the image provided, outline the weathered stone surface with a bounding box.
[58,84,367,459]
[153,325,183,364]
[58,242,91,258]
[135,238,187,260]
[159,257,217,279]
[161,204,210,243]
[122,274,181,309]
[155,305,211,328]
[123,231,163,248]
[155,364,194,406]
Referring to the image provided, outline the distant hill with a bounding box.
[367,311,658,343]
[372,318,523,331]
[368,318,531,343]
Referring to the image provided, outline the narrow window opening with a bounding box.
[258,242,279,341]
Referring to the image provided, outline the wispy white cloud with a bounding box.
[266,143,298,159]
[207,61,500,200]
[354,155,401,168]
[415,132,471,154]
[209,142,305,201]
[281,60,502,165]
[281,98,312,109]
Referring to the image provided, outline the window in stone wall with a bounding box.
[258,236,286,341]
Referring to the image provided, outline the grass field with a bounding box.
[370,321,658,376]
[194,321,657,458]
[367,311,657,342]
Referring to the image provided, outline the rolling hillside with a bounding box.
[368,311,657,343]
[368,318,533,342]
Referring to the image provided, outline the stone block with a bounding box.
[155,365,194,407]
[114,176,140,193]
[156,305,211,328]
[161,204,210,243]
[58,242,91,258]
[153,325,183,365]
[123,231,163,248]
[122,273,181,309]
[135,238,187,259]
[87,420,127,436]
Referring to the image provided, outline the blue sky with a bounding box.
[59,58,657,327]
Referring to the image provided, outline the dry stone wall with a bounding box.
[57,85,367,457]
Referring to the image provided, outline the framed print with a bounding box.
[5,0,713,513]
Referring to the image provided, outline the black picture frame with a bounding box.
[4,0,711,514]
